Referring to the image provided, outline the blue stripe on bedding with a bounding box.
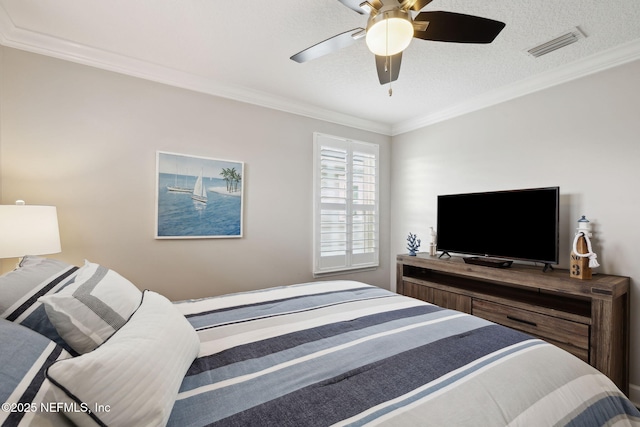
[1,319,69,427]
[185,304,444,376]
[172,317,529,426]
[2,345,63,427]
[181,305,458,391]
[201,325,534,427]
[344,339,544,427]
[186,286,392,330]
[564,395,640,427]
[0,341,51,402]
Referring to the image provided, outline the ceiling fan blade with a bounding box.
[413,11,506,43]
[290,28,366,63]
[337,0,367,14]
[375,53,402,85]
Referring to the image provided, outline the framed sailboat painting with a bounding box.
[155,151,244,239]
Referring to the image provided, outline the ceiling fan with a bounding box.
[290,0,506,94]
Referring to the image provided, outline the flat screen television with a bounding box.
[436,187,559,267]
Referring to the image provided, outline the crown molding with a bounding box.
[391,38,640,136]
[0,5,393,136]
[1,4,639,138]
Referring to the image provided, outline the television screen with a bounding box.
[436,187,559,265]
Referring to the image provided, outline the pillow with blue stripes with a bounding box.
[0,255,78,353]
[38,260,143,354]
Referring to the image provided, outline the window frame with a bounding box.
[312,132,380,276]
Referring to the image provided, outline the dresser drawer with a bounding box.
[401,280,472,313]
[472,299,589,362]
[429,288,472,314]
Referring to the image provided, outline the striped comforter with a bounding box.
[170,281,639,426]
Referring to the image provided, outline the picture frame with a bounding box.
[155,151,244,239]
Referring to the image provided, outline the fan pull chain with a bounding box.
[388,59,393,97]
[389,52,393,96]
[386,18,393,96]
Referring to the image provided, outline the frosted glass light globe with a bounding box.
[366,11,414,56]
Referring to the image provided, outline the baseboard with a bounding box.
[629,383,640,407]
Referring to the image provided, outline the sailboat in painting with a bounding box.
[167,163,191,193]
[191,169,207,204]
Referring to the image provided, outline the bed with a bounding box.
[1,256,639,427]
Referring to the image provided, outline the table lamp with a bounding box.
[0,200,61,260]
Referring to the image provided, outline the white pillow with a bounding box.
[46,290,200,427]
[38,261,142,353]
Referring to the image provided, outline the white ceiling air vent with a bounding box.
[526,27,586,58]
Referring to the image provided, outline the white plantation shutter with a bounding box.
[313,133,379,275]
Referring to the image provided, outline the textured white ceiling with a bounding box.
[1,0,639,135]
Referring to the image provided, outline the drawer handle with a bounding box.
[506,315,537,327]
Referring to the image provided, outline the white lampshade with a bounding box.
[0,201,61,258]
[366,10,414,56]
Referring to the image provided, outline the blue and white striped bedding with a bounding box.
[0,319,72,427]
[170,280,640,426]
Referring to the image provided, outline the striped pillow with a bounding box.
[46,290,200,427]
[0,255,78,352]
[0,318,71,427]
[38,261,143,354]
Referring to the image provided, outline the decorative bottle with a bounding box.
[429,227,437,256]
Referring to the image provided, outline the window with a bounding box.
[313,133,379,275]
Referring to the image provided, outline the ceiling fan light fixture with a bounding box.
[366,10,414,56]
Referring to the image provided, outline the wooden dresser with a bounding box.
[396,253,630,395]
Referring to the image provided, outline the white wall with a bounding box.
[0,47,392,300]
[391,58,640,400]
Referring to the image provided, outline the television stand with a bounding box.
[463,256,513,268]
[438,251,452,258]
[396,254,630,395]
